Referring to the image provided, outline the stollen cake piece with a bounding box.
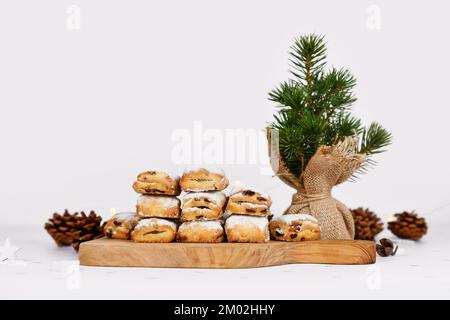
[132,170,180,196]
[131,218,177,243]
[136,195,180,219]
[176,220,224,243]
[180,168,228,192]
[225,215,269,243]
[104,212,140,240]
[226,189,272,216]
[180,191,226,221]
[269,214,321,241]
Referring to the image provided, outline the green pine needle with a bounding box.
[270,33,392,177]
[359,122,393,155]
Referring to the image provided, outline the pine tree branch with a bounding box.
[289,34,327,109]
[269,81,306,111]
[269,33,392,177]
[359,122,393,155]
[314,68,357,118]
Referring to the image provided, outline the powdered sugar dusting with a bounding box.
[112,212,138,222]
[225,215,269,230]
[182,207,214,213]
[182,191,226,208]
[139,169,180,181]
[183,167,225,176]
[223,211,232,220]
[138,195,180,207]
[179,220,223,231]
[230,202,268,209]
[229,188,270,200]
[277,214,319,224]
[135,218,177,230]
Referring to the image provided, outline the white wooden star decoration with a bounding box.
[0,238,21,263]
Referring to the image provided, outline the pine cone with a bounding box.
[351,207,383,241]
[388,211,427,241]
[45,209,104,251]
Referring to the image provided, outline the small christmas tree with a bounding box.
[269,34,391,177]
[267,34,392,240]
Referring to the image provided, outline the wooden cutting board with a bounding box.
[79,238,376,268]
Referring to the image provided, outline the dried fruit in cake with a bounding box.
[180,191,226,221]
[104,212,140,240]
[269,214,321,241]
[131,218,177,243]
[176,220,224,243]
[180,168,228,192]
[132,170,180,196]
[226,189,272,216]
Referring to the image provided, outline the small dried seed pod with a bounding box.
[376,238,398,257]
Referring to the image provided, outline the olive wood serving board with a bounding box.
[79,238,376,268]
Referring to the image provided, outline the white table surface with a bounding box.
[1,215,449,300]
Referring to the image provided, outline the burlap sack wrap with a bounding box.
[267,128,366,240]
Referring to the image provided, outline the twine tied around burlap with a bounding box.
[267,128,366,240]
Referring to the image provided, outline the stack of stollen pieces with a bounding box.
[130,170,181,242]
[104,170,181,242]
[103,168,229,243]
[102,168,321,243]
[224,188,272,243]
[176,168,229,243]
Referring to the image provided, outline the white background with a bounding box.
[1,0,449,226]
[1,0,450,301]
